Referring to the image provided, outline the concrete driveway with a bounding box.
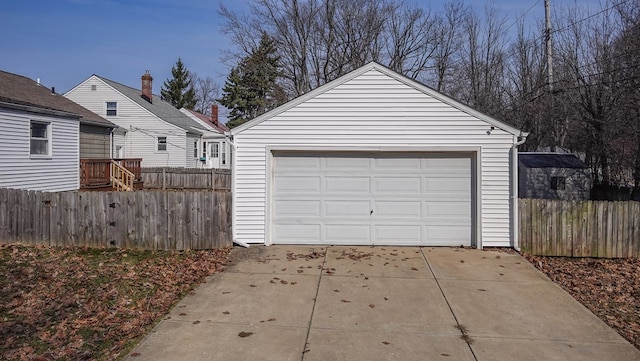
[127,246,640,361]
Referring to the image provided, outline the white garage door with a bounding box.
[271,152,473,246]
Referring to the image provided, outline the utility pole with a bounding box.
[545,0,553,92]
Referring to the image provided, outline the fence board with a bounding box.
[0,188,231,250]
[141,167,231,191]
[520,198,640,258]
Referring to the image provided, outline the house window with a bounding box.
[210,143,219,158]
[221,142,226,165]
[202,142,207,158]
[551,176,566,190]
[30,121,50,156]
[157,137,167,151]
[106,102,117,116]
[193,140,198,158]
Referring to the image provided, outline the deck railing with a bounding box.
[110,160,135,191]
[80,158,142,190]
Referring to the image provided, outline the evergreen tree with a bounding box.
[161,58,197,109]
[219,33,285,128]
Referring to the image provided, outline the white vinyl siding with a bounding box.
[0,108,79,192]
[233,68,518,247]
[185,134,200,168]
[65,77,188,167]
[112,130,125,158]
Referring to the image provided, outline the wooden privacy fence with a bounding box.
[0,188,231,250]
[519,198,640,258]
[142,168,231,191]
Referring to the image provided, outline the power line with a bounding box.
[504,0,543,34]
[550,0,633,35]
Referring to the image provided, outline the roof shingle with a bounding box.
[0,70,115,127]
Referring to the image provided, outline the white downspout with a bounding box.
[225,133,249,248]
[512,134,527,251]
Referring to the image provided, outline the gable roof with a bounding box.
[519,153,588,169]
[94,75,208,135]
[231,62,526,137]
[0,70,115,127]
[181,108,229,133]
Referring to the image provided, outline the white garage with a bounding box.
[230,62,526,248]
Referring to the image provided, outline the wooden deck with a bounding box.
[80,158,143,191]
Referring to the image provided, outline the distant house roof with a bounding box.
[182,108,229,133]
[519,153,588,169]
[95,75,208,135]
[0,70,115,127]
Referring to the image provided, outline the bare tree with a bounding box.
[451,4,508,118]
[219,0,461,98]
[190,73,220,115]
[503,21,548,151]
[430,1,467,93]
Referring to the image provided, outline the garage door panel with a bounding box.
[374,157,421,169]
[276,156,321,170]
[373,177,421,193]
[374,225,422,243]
[274,224,321,243]
[325,156,370,169]
[427,226,471,245]
[275,200,321,216]
[426,202,471,217]
[272,152,473,246]
[375,201,422,217]
[325,224,370,243]
[275,176,321,192]
[325,200,371,216]
[325,177,370,192]
[425,178,470,192]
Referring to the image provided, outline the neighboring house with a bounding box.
[519,152,592,200]
[0,70,116,192]
[230,62,527,248]
[65,71,209,168]
[180,105,231,169]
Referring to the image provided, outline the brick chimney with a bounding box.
[211,104,219,126]
[141,70,153,103]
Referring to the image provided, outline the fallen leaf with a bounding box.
[369,304,375,308]
[193,320,200,324]
[238,331,254,338]
[280,280,288,285]
[341,299,351,303]
[382,341,390,345]
[222,311,230,315]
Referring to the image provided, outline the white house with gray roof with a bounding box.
[65,71,209,168]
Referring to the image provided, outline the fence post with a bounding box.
[211,168,216,191]
[162,168,166,190]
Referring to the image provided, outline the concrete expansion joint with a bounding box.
[421,248,479,361]
[300,248,327,361]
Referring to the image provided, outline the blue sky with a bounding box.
[0,0,601,96]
